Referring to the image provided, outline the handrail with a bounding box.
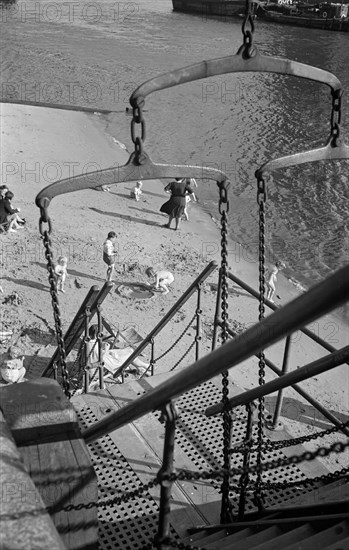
[113,260,218,378]
[205,346,349,416]
[82,265,349,444]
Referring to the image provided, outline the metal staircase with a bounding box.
[71,371,349,550]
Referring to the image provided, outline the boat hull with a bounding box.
[259,10,349,31]
[172,0,245,17]
[172,0,349,31]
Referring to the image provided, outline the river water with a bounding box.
[1,0,348,291]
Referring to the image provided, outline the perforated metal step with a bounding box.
[74,378,325,549]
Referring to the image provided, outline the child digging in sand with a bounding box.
[266,260,286,303]
[146,267,174,295]
[55,256,68,293]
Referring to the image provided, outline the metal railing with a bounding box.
[212,269,349,434]
[82,265,349,444]
[112,260,217,382]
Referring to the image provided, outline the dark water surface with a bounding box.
[1,0,348,290]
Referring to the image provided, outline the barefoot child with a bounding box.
[266,260,286,303]
[130,181,143,201]
[146,267,174,295]
[55,256,68,293]
[103,231,118,281]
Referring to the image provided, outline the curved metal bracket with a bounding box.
[130,46,341,106]
[35,150,228,210]
[255,138,349,179]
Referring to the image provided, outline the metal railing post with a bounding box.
[154,402,178,550]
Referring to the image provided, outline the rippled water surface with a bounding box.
[1,0,348,289]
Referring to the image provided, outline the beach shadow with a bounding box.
[129,206,163,217]
[34,262,105,284]
[90,207,161,227]
[2,276,49,292]
[265,395,349,430]
[124,186,165,199]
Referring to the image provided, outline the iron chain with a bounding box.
[130,100,146,163]
[2,439,348,521]
[229,420,349,454]
[155,313,196,363]
[255,176,267,509]
[170,340,196,372]
[42,231,70,398]
[330,89,342,146]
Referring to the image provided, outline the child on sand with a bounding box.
[55,256,68,293]
[266,260,286,303]
[183,190,197,221]
[130,181,143,201]
[146,267,174,295]
[103,231,118,281]
[0,346,26,385]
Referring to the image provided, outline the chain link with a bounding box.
[155,313,197,363]
[255,176,268,508]
[170,341,196,372]
[42,231,70,398]
[2,438,347,522]
[218,181,233,522]
[230,420,349,454]
[330,89,342,146]
[130,99,146,163]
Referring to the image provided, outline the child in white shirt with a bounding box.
[55,256,68,293]
[130,181,143,201]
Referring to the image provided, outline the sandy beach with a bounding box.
[0,102,348,473]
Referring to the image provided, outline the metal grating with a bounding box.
[76,406,166,550]
[150,380,324,514]
[75,378,326,549]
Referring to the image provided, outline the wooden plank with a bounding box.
[1,379,98,550]
[0,415,66,549]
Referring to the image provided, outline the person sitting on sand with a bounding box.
[0,191,25,233]
[160,178,196,231]
[146,267,174,295]
[86,324,150,379]
[266,260,286,303]
[0,346,26,385]
[55,256,68,293]
[103,231,118,282]
[130,181,143,201]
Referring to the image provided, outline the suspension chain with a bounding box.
[130,97,146,163]
[241,0,256,57]
[255,176,267,509]
[218,181,233,522]
[41,230,70,398]
[330,89,342,146]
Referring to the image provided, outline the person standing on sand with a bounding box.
[103,231,118,281]
[160,178,196,231]
[266,260,286,303]
[55,256,68,293]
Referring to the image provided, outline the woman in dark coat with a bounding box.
[160,178,196,230]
